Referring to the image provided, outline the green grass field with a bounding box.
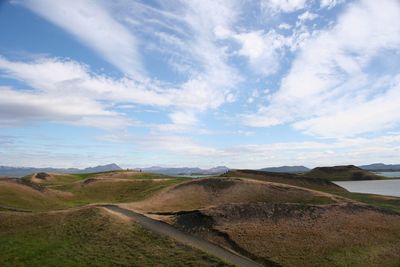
[0,207,230,267]
[56,178,184,207]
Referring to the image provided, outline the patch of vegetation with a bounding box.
[332,190,400,213]
[73,171,169,180]
[327,244,400,267]
[0,181,66,211]
[57,178,184,207]
[305,165,385,181]
[0,207,230,267]
[222,169,345,193]
[0,171,186,212]
[67,172,95,181]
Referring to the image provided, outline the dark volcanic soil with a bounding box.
[166,202,400,267]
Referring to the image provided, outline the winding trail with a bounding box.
[101,205,263,267]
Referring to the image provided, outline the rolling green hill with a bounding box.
[305,165,385,181]
[0,171,183,212]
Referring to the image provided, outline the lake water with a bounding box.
[334,179,400,197]
[374,171,400,178]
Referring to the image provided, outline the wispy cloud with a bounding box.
[16,0,144,77]
[13,0,242,131]
[2,0,400,168]
[0,85,132,129]
[244,0,400,137]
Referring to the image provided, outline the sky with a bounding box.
[0,0,400,169]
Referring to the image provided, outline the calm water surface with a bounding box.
[374,171,400,178]
[334,179,400,197]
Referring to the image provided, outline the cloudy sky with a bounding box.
[0,0,400,168]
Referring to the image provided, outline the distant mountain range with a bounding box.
[135,166,230,176]
[0,163,122,177]
[2,162,398,178]
[359,163,400,172]
[259,164,400,173]
[259,166,310,173]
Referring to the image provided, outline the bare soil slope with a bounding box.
[170,202,400,267]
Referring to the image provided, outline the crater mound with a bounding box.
[306,165,384,181]
[170,202,400,267]
[128,177,346,213]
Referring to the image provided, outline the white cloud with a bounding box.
[262,0,308,13]
[17,0,143,78]
[0,54,241,111]
[0,86,130,129]
[214,25,232,39]
[3,0,400,168]
[294,75,400,137]
[1,0,245,133]
[0,56,173,105]
[234,30,288,75]
[244,0,400,137]
[156,111,200,132]
[170,111,198,126]
[298,11,318,21]
[278,23,292,30]
[151,0,242,126]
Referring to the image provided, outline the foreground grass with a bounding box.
[0,207,230,267]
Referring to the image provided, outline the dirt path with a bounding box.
[101,205,264,267]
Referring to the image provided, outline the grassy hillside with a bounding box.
[2,169,400,266]
[223,169,345,193]
[222,169,400,213]
[127,177,344,213]
[55,178,182,207]
[0,207,229,267]
[0,179,68,211]
[24,170,169,186]
[126,175,400,266]
[305,165,384,181]
[0,171,184,212]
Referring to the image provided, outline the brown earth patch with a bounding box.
[168,202,400,267]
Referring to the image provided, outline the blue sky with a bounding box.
[0,0,400,169]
